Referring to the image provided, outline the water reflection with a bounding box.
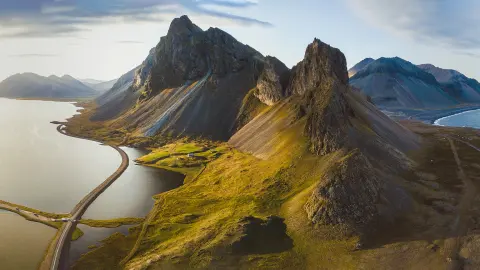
[82,147,184,219]
[0,98,119,213]
[68,224,133,266]
[0,211,56,270]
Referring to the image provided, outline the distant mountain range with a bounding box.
[0,73,115,99]
[349,57,480,109]
[80,78,118,93]
[348,58,374,77]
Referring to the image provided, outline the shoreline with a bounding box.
[385,105,480,124]
[40,124,130,270]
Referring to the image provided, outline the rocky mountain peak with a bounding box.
[287,38,352,155]
[167,15,203,36]
[288,39,348,96]
[136,16,264,99]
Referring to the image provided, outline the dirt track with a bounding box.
[445,137,478,270]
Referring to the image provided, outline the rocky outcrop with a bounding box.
[304,151,381,231]
[254,56,290,105]
[288,39,352,155]
[284,39,417,234]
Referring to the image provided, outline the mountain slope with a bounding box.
[349,57,457,109]
[92,16,271,140]
[348,57,374,77]
[71,38,423,270]
[0,73,97,99]
[418,64,480,103]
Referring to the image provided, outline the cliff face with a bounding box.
[139,16,264,100]
[254,56,290,106]
[93,15,286,140]
[288,39,352,155]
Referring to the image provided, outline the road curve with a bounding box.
[41,124,129,270]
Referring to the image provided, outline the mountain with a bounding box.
[72,30,423,269]
[0,73,97,99]
[92,15,266,140]
[66,15,480,270]
[80,78,118,93]
[80,78,104,85]
[418,64,480,103]
[349,57,457,109]
[348,57,374,77]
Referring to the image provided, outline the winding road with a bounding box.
[40,124,129,270]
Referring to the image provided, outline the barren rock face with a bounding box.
[139,15,264,98]
[304,152,381,231]
[255,56,290,106]
[289,39,413,233]
[288,39,352,155]
[288,38,348,96]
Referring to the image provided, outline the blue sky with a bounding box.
[0,0,479,81]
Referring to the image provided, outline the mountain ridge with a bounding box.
[349,57,457,109]
[0,73,97,99]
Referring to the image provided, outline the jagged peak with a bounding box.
[288,38,348,96]
[167,15,203,36]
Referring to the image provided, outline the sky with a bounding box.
[0,0,479,82]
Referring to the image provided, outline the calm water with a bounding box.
[435,109,480,129]
[82,147,184,219]
[68,224,133,266]
[0,98,184,269]
[0,211,56,270]
[0,98,119,213]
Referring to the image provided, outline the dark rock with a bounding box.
[304,152,381,232]
[255,56,290,105]
[231,216,293,254]
[141,16,264,99]
[287,39,352,155]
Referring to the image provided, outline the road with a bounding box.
[40,124,129,270]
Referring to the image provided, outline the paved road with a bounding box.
[41,124,129,270]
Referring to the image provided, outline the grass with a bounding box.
[0,200,69,219]
[64,96,480,269]
[80,218,145,228]
[74,108,362,270]
[137,142,230,182]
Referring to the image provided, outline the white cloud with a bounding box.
[347,0,480,50]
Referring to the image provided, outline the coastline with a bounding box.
[385,105,480,125]
[40,124,130,270]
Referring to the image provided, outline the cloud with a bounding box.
[455,51,480,59]
[347,0,480,50]
[9,54,58,58]
[0,0,269,38]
